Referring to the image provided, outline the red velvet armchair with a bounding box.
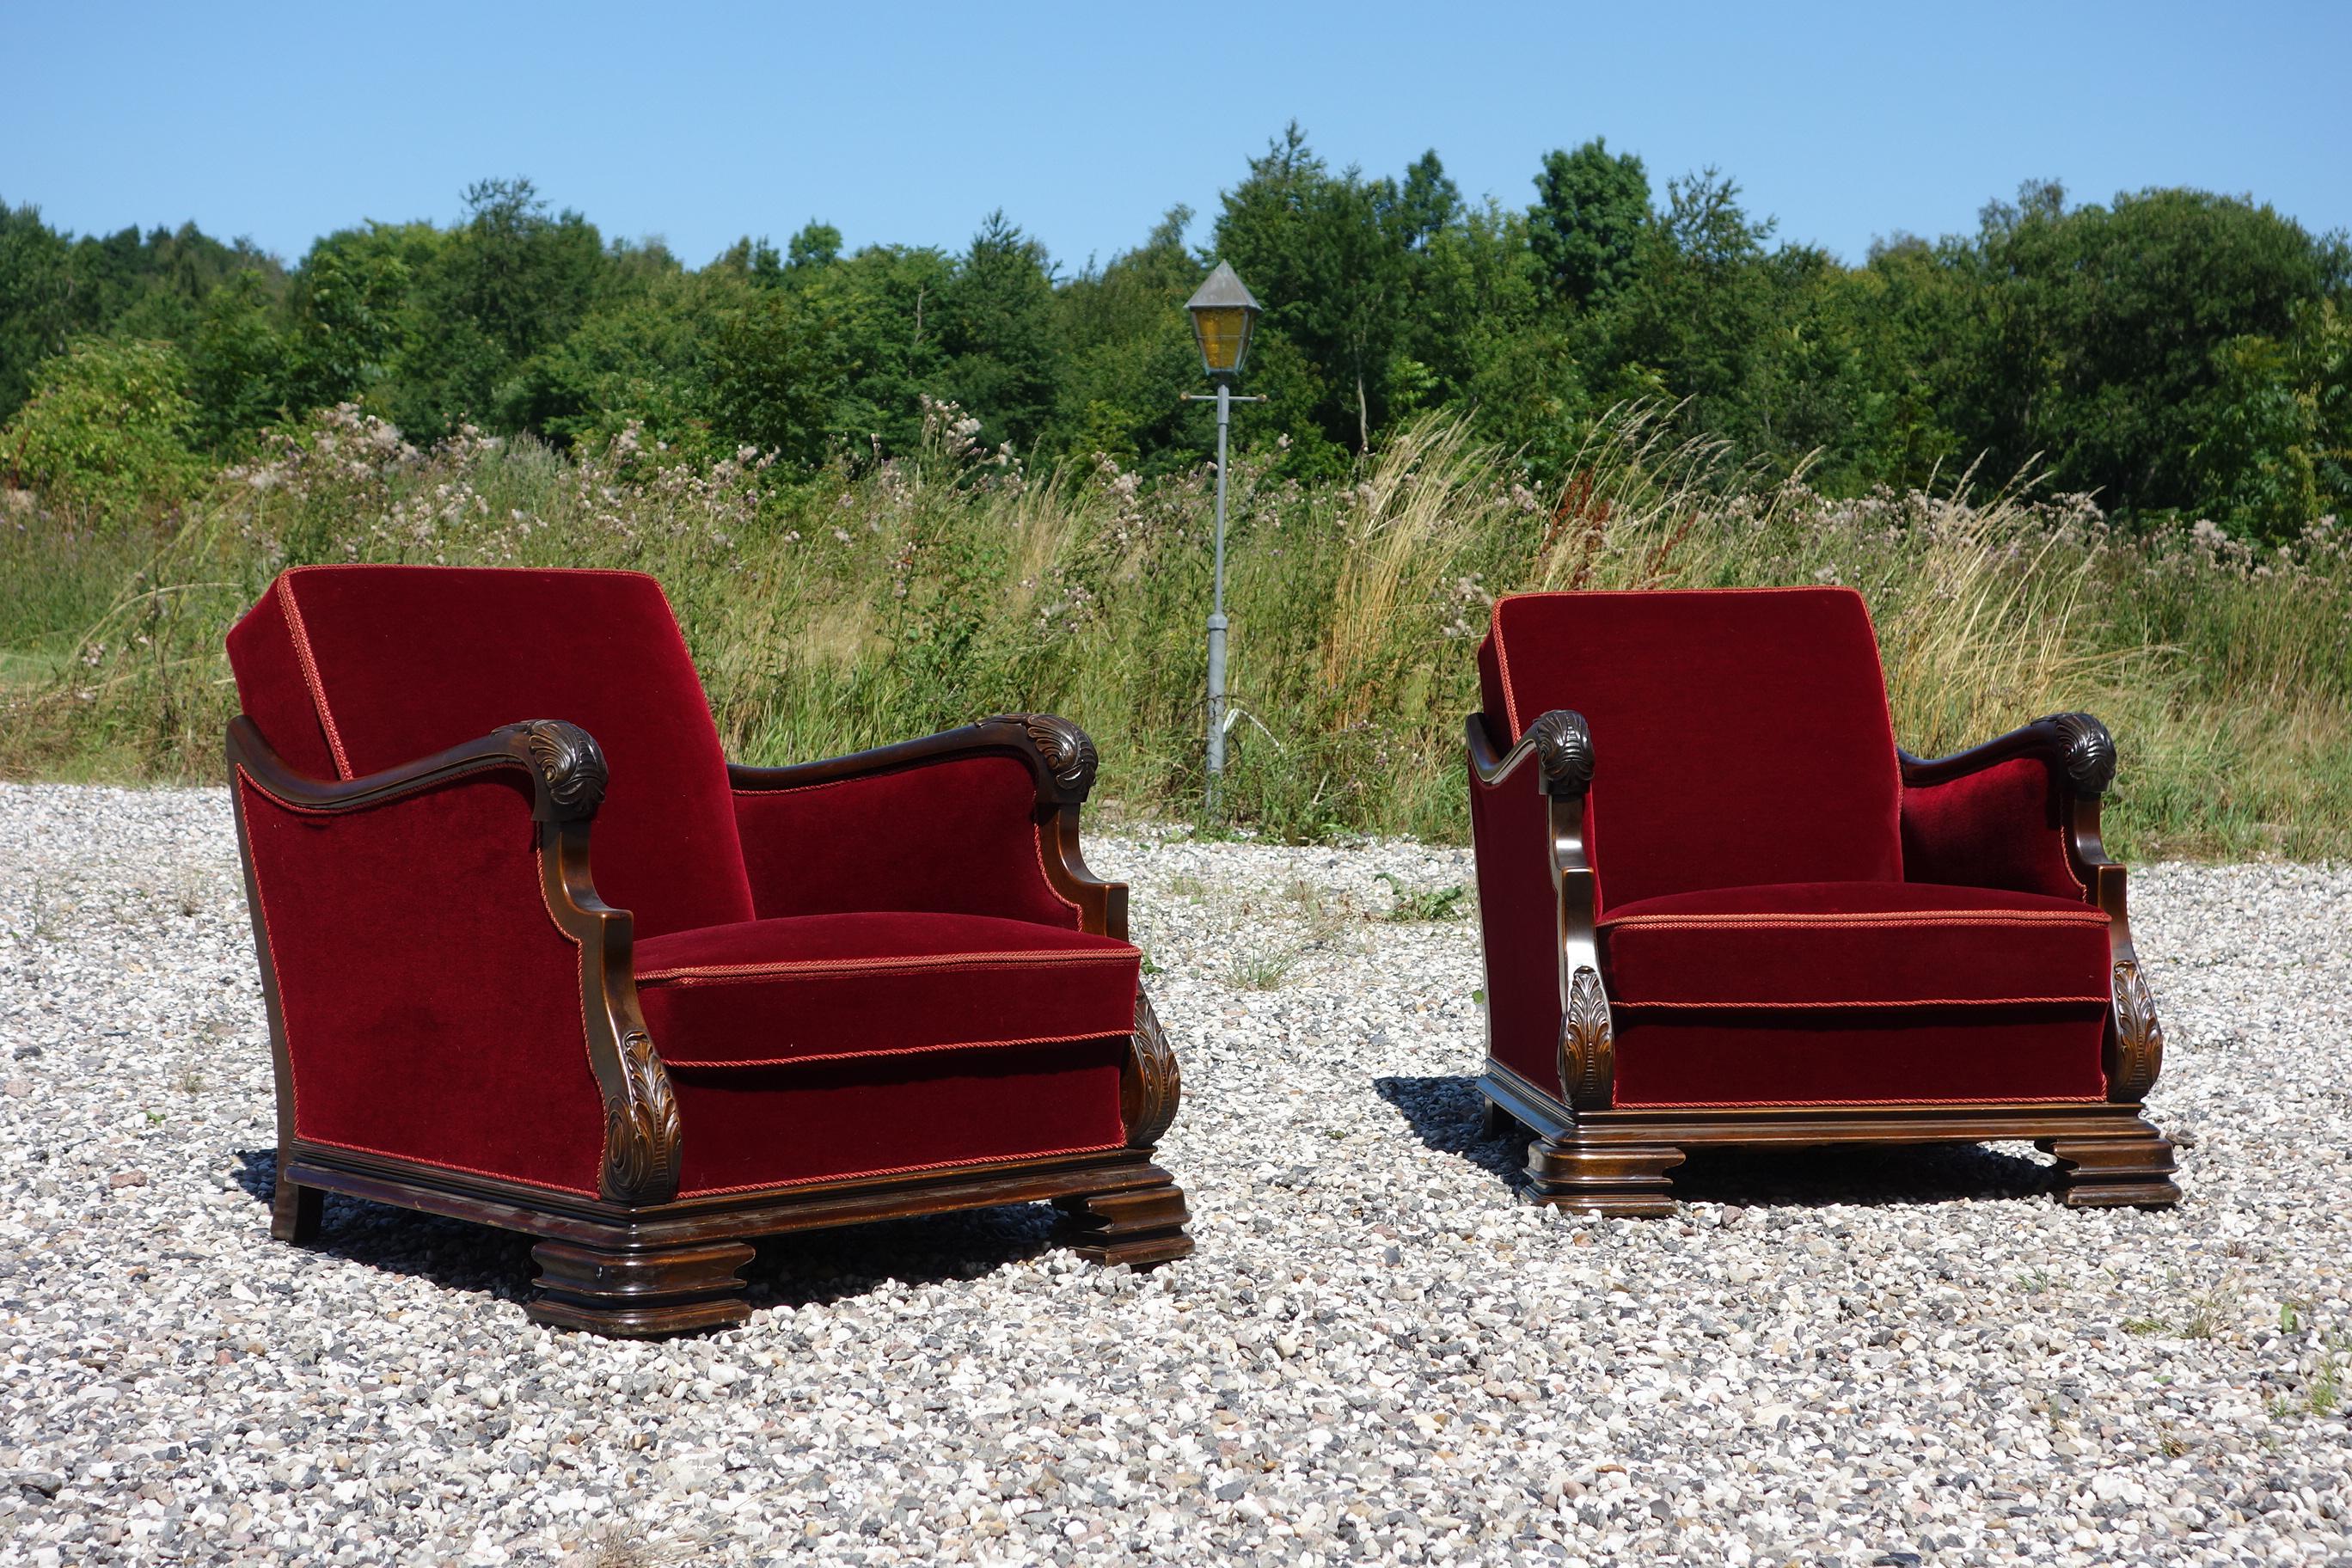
[1466,587,2178,1215]
[224,565,1187,1337]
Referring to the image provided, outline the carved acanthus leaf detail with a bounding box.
[2108,960,2164,1103]
[600,1029,682,1205]
[1528,708,1596,795]
[1000,714,1099,797]
[519,720,609,819]
[1558,965,1614,1112]
[2036,712,2116,798]
[1123,990,1182,1149]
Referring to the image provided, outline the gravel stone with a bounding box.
[1,782,2348,1565]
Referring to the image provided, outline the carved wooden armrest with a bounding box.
[728,714,1126,939]
[227,715,680,1208]
[229,714,611,821]
[727,713,1099,806]
[1898,711,2116,797]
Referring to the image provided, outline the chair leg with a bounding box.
[2043,1118,2182,1210]
[525,1238,756,1338]
[269,1166,322,1244]
[1480,1098,1521,1139]
[1525,1132,1683,1218]
[1057,1169,1194,1268]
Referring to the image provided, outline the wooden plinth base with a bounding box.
[527,1238,757,1338]
[1057,1170,1195,1266]
[1479,1063,2184,1216]
[2043,1126,2182,1209]
[266,1140,1194,1338]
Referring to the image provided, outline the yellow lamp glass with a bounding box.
[1191,305,1253,376]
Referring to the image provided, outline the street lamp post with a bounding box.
[1183,260,1263,814]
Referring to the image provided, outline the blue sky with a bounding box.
[7,1,2347,273]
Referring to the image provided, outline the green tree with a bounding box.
[1214,123,1412,462]
[1528,138,1650,309]
[940,211,1058,450]
[1955,181,2349,517]
[0,200,76,418]
[787,222,842,271]
[187,270,296,445]
[1048,206,1205,468]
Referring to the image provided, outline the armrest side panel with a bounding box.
[1467,753,1569,1093]
[1901,755,2088,901]
[235,767,607,1195]
[732,753,1086,930]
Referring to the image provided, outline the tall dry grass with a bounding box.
[3,401,2346,857]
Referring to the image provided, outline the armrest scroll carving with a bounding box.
[519,720,609,820]
[2035,712,2116,798]
[993,713,1100,802]
[1469,707,1594,797]
[1123,992,1182,1149]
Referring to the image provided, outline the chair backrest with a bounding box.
[1478,587,1902,912]
[226,565,755,939]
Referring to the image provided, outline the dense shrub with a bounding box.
[0,338,200,522]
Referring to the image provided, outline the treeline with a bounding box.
[4,126,2349,536]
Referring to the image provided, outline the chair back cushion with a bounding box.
[1478,587,1902,911]
[227,565,754,938]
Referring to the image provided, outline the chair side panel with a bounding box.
[1467,751,1567,1093]
[236,769,608,1194]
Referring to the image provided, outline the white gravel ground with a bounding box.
[1,781,2349,1567]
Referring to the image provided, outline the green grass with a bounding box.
[3,401,2349,858]
[1375,873,1470,922]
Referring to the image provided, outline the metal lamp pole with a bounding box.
[1205,377,1232,803]
[1183,260,1263,817]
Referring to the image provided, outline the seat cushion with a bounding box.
[1597,881,2115,1107]
[1598,881,2114,1009]
[669,1040,1130,1196]
[634,911,1141,1069]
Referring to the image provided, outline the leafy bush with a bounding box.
[1,338,200,521]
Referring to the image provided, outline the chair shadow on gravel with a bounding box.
[236,1148,1069,1316]
[1372,1075,2064,1209]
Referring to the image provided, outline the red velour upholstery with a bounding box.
[733,756,1081,928]
[236,768,608,1194]
[228,566,754,940]
[1599,881,2113,1008]
[635,911,1140,1068]
[1479,588,1903,914]
[1902,755,2087,900]
[670,1041,1128,1195]
[1611,1008,2110,1106]
[1469,587,2121,1111]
